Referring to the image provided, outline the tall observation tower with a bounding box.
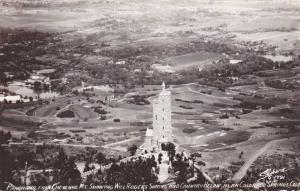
[144,82,172,152]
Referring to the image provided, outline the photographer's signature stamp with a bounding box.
[258,168,290,182]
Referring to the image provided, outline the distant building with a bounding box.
[229,59,242,65]
[36,69,56,75]
[52,138,69,144]
[143,82,173,152]
[26,75,50,85]
[24,69,55,86]
[39,91,59,100]
[76,84,114,93]
[115,60,126,65]
[0,95,22,103]
[19,162,53,186]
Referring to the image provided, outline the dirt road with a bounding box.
[231,138,287,183]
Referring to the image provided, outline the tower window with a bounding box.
[155,115,157,120]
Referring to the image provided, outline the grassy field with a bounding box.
[165,51,223,71]
[234,31,300,52]
[200,139,269,175]
[34,97,76,117]
[206,130,252,149]
[69,104,98,120]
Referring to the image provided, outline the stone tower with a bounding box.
[153,82,172,139]
[153,82,172,150]
[143,82,172,152]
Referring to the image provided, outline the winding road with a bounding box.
[185,86,236,102]
[102,136,141,149]
[231,138,287,183]
[9,142,100,148]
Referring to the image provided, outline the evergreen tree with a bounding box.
[0,146,14,189]
[83,162,92,172]
[128,144,138,156]
[96,152,106,171]
[53,149,81,185]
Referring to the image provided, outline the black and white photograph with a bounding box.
[0,0,299,190]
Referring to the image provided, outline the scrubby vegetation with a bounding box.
[182,127,197,134]
[57,110,75,118]
[207,131,251,147]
